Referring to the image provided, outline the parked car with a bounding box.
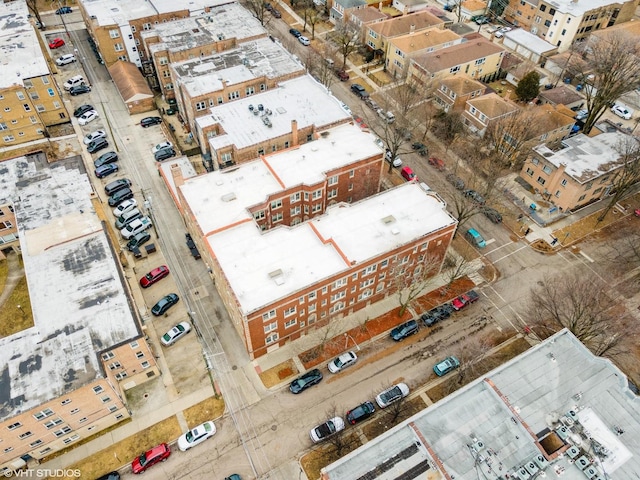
[63,75,85,91]
[385,150,402,167]
[160,321,192,346]
[289,368,323,394]
[350,84,369,99]
[335,69,349,82]
[107,188,134,207]
[78,110,99,125]
[94,163,119,179]
[55,6,72,14]
[390,319,419,341]
[131,443,171,474]
[69,85,91,96]
[465,228,486,248]
[271,8,282,18]
[140,116,162,128]
[94,151,118,168]
[298,36,310,46]
[327,351,357,373]
[177,421,216,451]
[73,104,94,118]
[48,38,65,49]
[113,198,137,216]
[446,173,465,190]
[225,475,242,480]
[375,383,409,408]
[289,28,301,37]
[473,15,489,24]
[84,129,106,145]
[95,472,120,480]
[464,189,485,205]
[140,265,170,288]
[346,401,375,425]
[421,305,452,327]
[574,109,589,121]
[428,156,445,170]
[400,166,417,182]
[126,231,151,251]
[114,208,142,229]
[310,417,345,443]
[482,207,502,223]
[433,356,460,376]
[104,178,131,196]
[120,216,152,239]
[611,104,633,120]
[154,147,176,162]
[452,290,480,311]
[55,54,76,66]
[87,138,108,154]
[151,293,180,316]
[412,142,427,156]
[152,141,174,154]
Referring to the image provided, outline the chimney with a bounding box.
[170,163,184,188]
[291,119,299,147]
[378,1,382,11]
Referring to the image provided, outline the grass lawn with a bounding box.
[0,276,34,337]
[183,395,226,429]
[259,359,299,388]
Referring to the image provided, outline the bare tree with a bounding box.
[439,252,475,297]
[307,44,336,89]
[321,403,350,455]
[242,0,272,26]
[432,110,464,153]
[392,254,444,317]
[597,137,640,222]
[306,5,322,40]
[526,269,633,357]
[331,21,360,69]
[25,0,43,26]
[567,31,640,134]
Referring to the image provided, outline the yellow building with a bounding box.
[364,10,445,55]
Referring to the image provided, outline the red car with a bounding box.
[131,443,171,474]
[139,265,170,288]
[428,157,445,171]
[401,166,417,182]
[48,38,65,49]
[451,290,480,311]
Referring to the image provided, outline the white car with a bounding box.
[385,150,402,167]
[120,216,152,239]
[78,110,99,125]
[83,129,106,145]
[611,104,633,120]
[298,36,310,46]
[161,321,192,346]
[327,351,357,373]
[574,109,589,121]
[375,383,409,408]
[55,54,76,66]
[310,417,345,443]
[112,198,138,217]
[152,141,174,154]
[177,421,216,451]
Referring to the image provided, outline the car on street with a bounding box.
[78,110,99,125]
[271,8,282,18]
[113,198,137,216]
[107,188,134,207]
[335,69,349,82]
[482,207,502,223]
[94,163,119,179]
[140,265,170,288]
[390,319,418,341]
[310,417,345,443]
[446,173,465,190]
[375,383,409,408]
[289,28,301,37]
[131,443,171,474]
[611,104,633,120]
[48,38,65,49]
[433,356,460,376]
[84,130,106,145]
[464,189,485,205]
[126,231,151,251]
[151,293,180,316]
[428,156,445,170]
[95,472,119,480]
[154,147,176,162]
[350,84,369,99]
[55,54,76,66]
[289,368,323,394]
[327,351,357,373]
[298,36,310,46]
[94,151,118,168]
[346,401,375,425]
[69,85,91,96]
[412,142,427,156]
[177,421,216,451]
[465,228,486,248]
[73,104,94,118]
[421,305,452,327]
[140,116,162,127]
[120,216,152,239]
[87,138,108,154]
[451,290,480,311]
[385,150,402,167]
[104,178,131,196]
[152,141,174,154]
[224,475,242,480]
[161,321,192,346]
[55,6,72,13]
[400,166,417,182]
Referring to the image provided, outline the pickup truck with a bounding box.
[121,216,152,239]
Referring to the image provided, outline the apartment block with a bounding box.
[0,204,18,251]
[433,75,487,112]
[461,92,518,137]
[519,131,631,211]
[164,124,457,359]
[503,0,638,52]
[0,1,70,148]
[364,10,445,55]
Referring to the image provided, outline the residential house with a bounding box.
[538,85,585,111]
[519,131,631,211]
[348,6,388,39]
[386,28,462,77]
[392,0,433,15]
[504,63,550,90]
[461,92,518,136]
[500,28,557,64]
[458,0,488,21]
[331,0,367,24]
[433,74,486,112]
[108,61,155,114]
[364,10,445,56]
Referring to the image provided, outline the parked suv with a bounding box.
[94,151,118,168]
[390,319,418,341]
[346,401,375,425]
[350,84,369,99]
[87,138,108,154]
[108,188,134,207]
[154,147,176,162]
[104,178,131,196]
[289,369,323,394]
[63,75,85,91]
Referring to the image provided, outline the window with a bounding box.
[93,386,104,394]
[78,417,87,424]
[33,409,54,421]
[561,178,567,187]
[195,101,206,111]
[593,187,602,195]
[561,29,566,35]
[549,7,555,14]
[536,176,546,186]
[555,190,561,197]
[39,447,52,455]
[308,303,316,312]
[254,210,265,220]
[284,306,296,317]
[542,165,552,174]
[23,104,31,112]
[115,414,125,420]
[101,396,112,403]
[101,352,114,361]
[115,372,128,380]
[108,362,122,370]
[44,418,63,429]
[143,23,152,30]
[228,91,240,100]
[328,175,338,186]
[271,199,282,209]
[63,434,80,445]
[70,408,79,415]
[290,206,301,216]
[531,158,539,165]
[61,399,71,406]
[312,190,322,200]
[381,259,388,268]
[53,426,72,438]
[584,182,593,191]
[19,431,32,440]
[265,333,279,344]
[3,135,15,142]
[141,361,150,368]
[474,58,485,65]
[108,405,118,413]
[362,265,377,276]
[272,212,283,223]
[159,57,168,65]
[284,318,297,328]
[290,192,301,203]
[29,439,43,448]
[360,278,374,289]
[264,322,277,333]
[16,92,25,100]
[114,43,124,52]
[263,310,276,321]
[4,448,13,453]
[330,290,346,303]
[109,29,120,38]
[333,278,347,289]
[540,4,546,11]
[246,86,255,96]
[328,189,337,199]
[136,351,144,359]
[544,20,551,27]
[312,204,322,213]
[7,422,22,430]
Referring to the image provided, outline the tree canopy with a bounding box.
[515,71,540,102]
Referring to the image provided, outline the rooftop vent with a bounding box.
[269,269,284,285]
[221,193,236,202]
[575,456,590,469]
[524,461,539,475]
[320,131,330,138]
[532,454,548,469]
[391,228,400,235]
[566,445,580,458]
[381,215,396,224]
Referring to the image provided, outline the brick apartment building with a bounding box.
[0,204,18,252]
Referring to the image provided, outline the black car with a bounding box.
[154,147,176,162]
[421,305,453,327]
[446,173,465,190]
[94,151,118,168]
[140,116,162,128]
[464,189,486,205]
[70,85,91,96]
[271,8,282,18]
[95,473,119,480]
[289,368,323,394]
[56,6,72,14]
[482,207,502,223]
[108,188,134,207]
[390,319,419,341]
[411,142,427,156]
[289,28,301,37]
[126,231,151,251]
[95,163,119,179]
[346,401,375,425]
[73,104,94,118]
[350,84,369,99]
[151,293,180,316]
[87,138,109,154]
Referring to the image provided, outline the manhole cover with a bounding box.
[232,365,237,370]
[271,425,277,431]
[143,393,149,399]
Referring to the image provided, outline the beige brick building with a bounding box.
[364,10,445,55]
[461,92,518,136]
[433,75,487,112]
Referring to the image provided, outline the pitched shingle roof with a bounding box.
[369,10,443,37]
[390,28,460,53]
[440,74,485,95]
[467,92,518,118]
[413,38,505,72]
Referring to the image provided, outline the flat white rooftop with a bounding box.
[505,28,556,54]
[196,75,351,151]
[323,329,640,479]
[0,155,139,421]
[0,1,49,89]
[174,37,305,97]
[205,183,455,314]
[533,131,629,183]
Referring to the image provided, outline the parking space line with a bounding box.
[491,244,529,264]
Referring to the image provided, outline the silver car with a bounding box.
[327,351,357,373]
